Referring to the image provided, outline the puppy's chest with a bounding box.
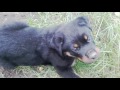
[57,58,75,67]
[71,60,76,66]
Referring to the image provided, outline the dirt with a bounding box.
[0,12,42,78]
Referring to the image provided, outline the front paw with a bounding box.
[70,74,80,78]
[74,75,80,78]
[61,74,80,78]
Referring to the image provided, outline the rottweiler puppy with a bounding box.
[0,17,100,78]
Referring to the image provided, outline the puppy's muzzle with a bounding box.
[64,47,100,64]
[86,47,99,60]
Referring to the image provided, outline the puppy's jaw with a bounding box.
[78,56,95,64]
[64,47,100,64]
[64,52,75,58]
[79,47,100,63]
[64,51,92,63]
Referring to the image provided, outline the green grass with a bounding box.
[17,12,120,78]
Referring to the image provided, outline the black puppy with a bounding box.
[0,17,100,78]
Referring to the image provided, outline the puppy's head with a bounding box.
[51,16,100,64]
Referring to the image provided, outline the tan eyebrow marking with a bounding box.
[73,43,79,48]
[83,34,88,41]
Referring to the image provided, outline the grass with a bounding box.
[15,12,120,78]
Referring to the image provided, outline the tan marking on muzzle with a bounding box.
[64,52,75,58]
[78,56,94,63]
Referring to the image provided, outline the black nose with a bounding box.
[86,49,97,59]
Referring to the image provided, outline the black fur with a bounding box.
[0,17,99,78]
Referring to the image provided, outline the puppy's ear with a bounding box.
[77,16,92,30]
[77,16,89,26]
[51,32,64,56]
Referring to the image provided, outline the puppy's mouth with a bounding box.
[64,47,100,64]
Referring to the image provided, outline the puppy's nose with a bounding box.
[86,49,98,59]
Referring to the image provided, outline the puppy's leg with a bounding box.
[0,59,16,70]
[48,52,79,78]
[55,66,80,78]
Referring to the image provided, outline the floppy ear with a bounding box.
[77,16,89,26]
[51,32,64,56]
[77,16,92,31]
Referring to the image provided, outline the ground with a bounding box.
[0,12,120,78]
